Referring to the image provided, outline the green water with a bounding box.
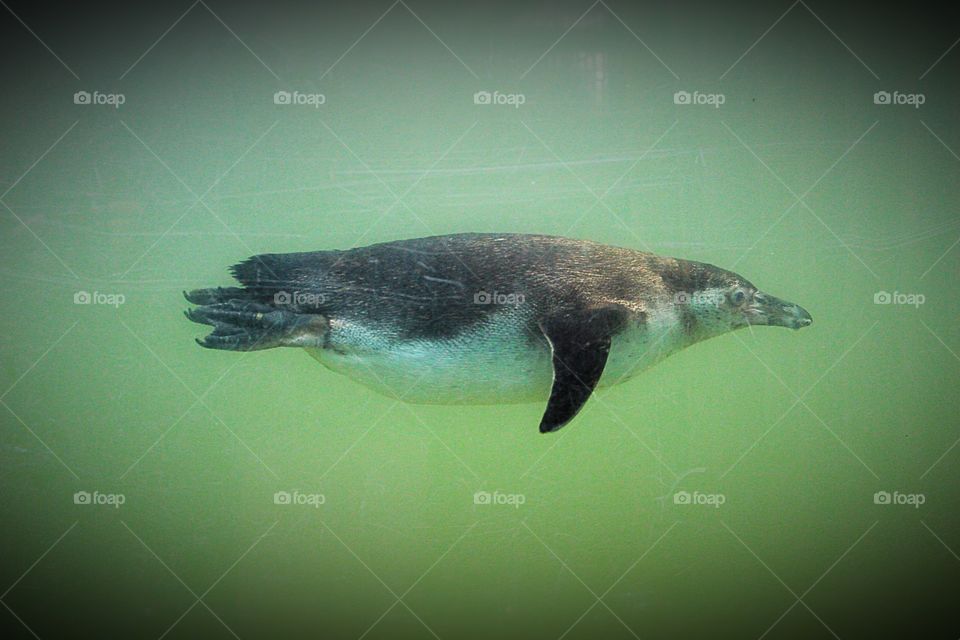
[2,2,958,638]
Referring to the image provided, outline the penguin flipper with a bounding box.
[537,304,630,433]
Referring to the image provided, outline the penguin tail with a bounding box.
[227,252,331,305]
[183,286,252,305]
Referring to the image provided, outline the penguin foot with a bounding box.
[185,300,328,351]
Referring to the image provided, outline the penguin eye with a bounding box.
[731,289,747,305]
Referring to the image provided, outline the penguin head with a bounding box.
[739,288,813,331]
[663,261,812,336]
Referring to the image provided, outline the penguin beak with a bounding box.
[748,292,813,330]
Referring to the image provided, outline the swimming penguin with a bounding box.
[185,233,812,432]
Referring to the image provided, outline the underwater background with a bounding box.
[1,1,958,637]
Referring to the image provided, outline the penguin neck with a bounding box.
[674,293,739,346]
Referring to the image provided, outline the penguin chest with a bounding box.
[601,308,686,387]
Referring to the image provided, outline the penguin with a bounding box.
[184,233,812,432]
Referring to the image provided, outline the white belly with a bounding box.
[307,309,686,405]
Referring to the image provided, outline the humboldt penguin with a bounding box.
[184,233,812,432]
